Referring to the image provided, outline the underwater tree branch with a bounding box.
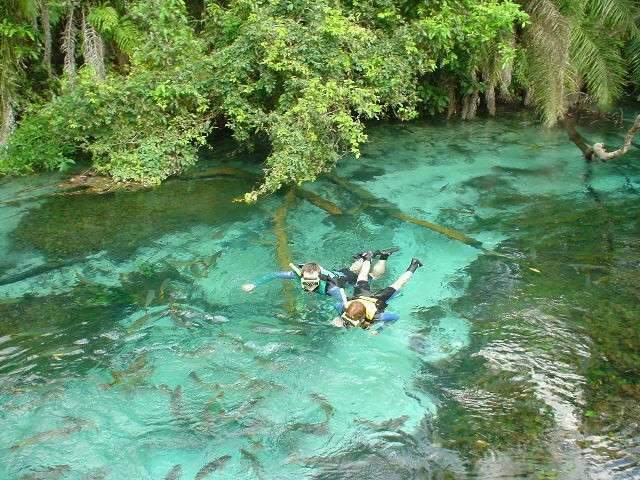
[591,114,640,161]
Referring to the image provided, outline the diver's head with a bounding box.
[342,301,366,327]
[300,263,321,292]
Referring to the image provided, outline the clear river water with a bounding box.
[0,111,639,479]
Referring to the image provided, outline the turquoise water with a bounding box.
[1,111,639,479]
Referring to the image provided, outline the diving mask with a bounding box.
[301,277,320,291]
[341,312,361,328]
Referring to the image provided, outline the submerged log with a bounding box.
[293,187,342,215]
[326,173,486,250]
[181,166,343,216]
[180,166,258,181]
[273,189,298,314]
[0,259,80,287]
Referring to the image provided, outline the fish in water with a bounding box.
[309,393,335,422]
[126,309,170,333]
[144,289,156,307]
[194,455,231,480]
[202,391,225,428]
[286,421,329,436]
[80,467,110,480]
[164,464,182,480]
[240,448,265,479]
[169,385,186,422]
[103,352,150,389]
[11,418,91,451]
[354,415,409,431]
[158,278,171,302]
[221,396,264,422]
[189,371,221,391]
[18,465,71,480]
[189,252,222,278]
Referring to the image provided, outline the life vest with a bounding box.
[345,296,379,322]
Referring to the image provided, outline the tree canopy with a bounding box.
[0,0,638,199]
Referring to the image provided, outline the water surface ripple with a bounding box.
[1,112,639,479]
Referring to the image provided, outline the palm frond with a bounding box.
[523,0,572,126]
[570,18,626,108]
[626,29,640,91]
[585,0,639,30]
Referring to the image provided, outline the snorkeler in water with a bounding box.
[241,248,399,300]
[333,251,422,331]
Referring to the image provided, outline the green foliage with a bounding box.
[88,5,139,55]
[2,0,529,197]
[205,0,525,199]
[2,0,214,183]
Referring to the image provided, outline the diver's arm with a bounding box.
[331,288,349,311]
[326,282,346,301]
[379,312,400,323]
[371,312,400,334]
[242,271,296,292]
[338,288,348,307]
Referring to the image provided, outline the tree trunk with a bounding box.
[461,96,470,120]
[485,81,496,116]
[591,114,640,161]
[463,92,479,120]
[499,64,513,101]
[0,100,15,145]
[62,7,76,83]
[447,85,457,120]
[41,2,52,74]
[562,115,593,160]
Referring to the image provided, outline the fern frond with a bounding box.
[113,19,139,55]
[87,5,119,34]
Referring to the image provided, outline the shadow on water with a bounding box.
[10,177,254,260]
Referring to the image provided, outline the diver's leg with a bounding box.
[348,257,364,273]
[356,252,373,283]
[353,252,373,297]
[370,259,386,280]
[369,248,398,280]
[389,258,422,291]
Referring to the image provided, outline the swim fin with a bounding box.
[374,246,400,259]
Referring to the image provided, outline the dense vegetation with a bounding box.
[1,0,639,199]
